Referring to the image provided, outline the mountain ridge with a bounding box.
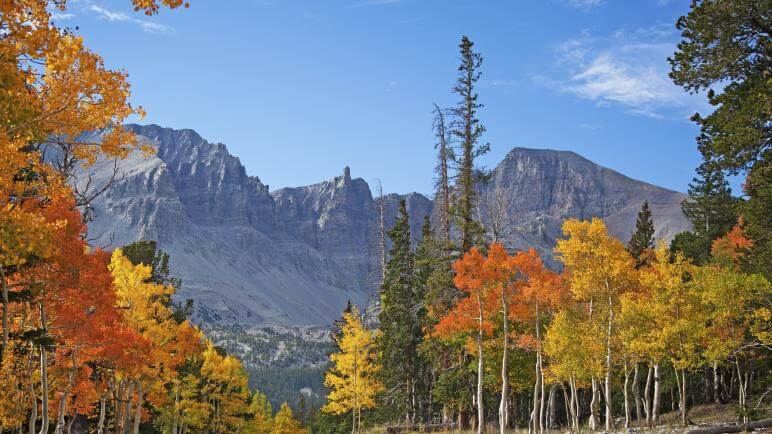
[80,124,690,328]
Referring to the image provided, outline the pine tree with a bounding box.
[378,200,424,423]
[627,201,656,267]
[674,158,738,263]
[450,35,489,253]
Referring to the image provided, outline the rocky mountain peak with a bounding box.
[82,126,689,327]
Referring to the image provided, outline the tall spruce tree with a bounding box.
[450,35,489,253]
[673,158,738,263]
[627,201,655,267]
[669,0,770,278]
[378,200,423,423]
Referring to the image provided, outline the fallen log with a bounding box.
[685,418,772,433]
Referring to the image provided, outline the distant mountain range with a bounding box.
[79,124,690,328]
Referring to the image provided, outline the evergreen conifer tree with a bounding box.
[627,201,656,267]
[449,35,489,252]
[673,158,738,263]
[378,200,423,423]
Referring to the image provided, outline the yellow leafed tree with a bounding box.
[322,306,381,434]
[271,402,305,434]
[555,218,637,431]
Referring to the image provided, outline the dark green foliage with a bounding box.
[627,201,655,267]
[449,35,490,252]
[741,164,772,278]
[669,0,770,277]
[378,200,426,422]
[670,231,711,265]
[674,158,738,263]
[122,240,181,290]
[122,240,191,322]
[247,366,326,413]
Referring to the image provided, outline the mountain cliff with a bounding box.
[81,125,689,328]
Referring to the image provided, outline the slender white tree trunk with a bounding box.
[499,294,509,434]
[624,363,631,429]
[652,364,661,426]
[589,378,599,431]
[604,293,614,432]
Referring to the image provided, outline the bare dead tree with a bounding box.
[432,103,452,246]
[376,179,387,281]
[476,187,516,243]
[41,137,126,224]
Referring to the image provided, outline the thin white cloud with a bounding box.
[543,25,705,119]
[346,0,405,9]
[88,4,172,34]
[566,0,605,9]
[50,12,76,20]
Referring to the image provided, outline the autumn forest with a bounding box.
[0,0,770,433]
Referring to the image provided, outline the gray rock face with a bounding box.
[475,148,690,264]
[82,126,689,328]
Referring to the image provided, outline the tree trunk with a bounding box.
[643,365,653,427]
[604,293,614,432]
[114,380,124,434]
[28,379,37,434]
[632,363,642,423]
[713,362,721,406]
[652,364,661,426]
[531,356,542,434]
[680,369,688,426]
[97,395,107,434]
[499,296,509,434]
[736,359,747,426]
[589,377,599,431]
[624,363,631,430]
[476,332,484,434]
[547,385,557,429]
[132,381,143,434]
[122,381,134,434]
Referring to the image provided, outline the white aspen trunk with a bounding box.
[476,333,484,434]
[643,365,653,427]
[530,303,542,434]
[713,362,720,405]
[132,381,143,434]
[28,379,37,434]
[122,381,134,434]
[604,293,614,432]
[499,294,509,434]
[571,375,579,432]
[539,368,546,434]
[633,363,642,423]
[547,385,557,429]
[97,395,107,434]
[680,369,687,426]
[623,363,631,429]
[652,364,661,426]
[736,359,747,426]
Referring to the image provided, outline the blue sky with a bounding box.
[58,0,719,196]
